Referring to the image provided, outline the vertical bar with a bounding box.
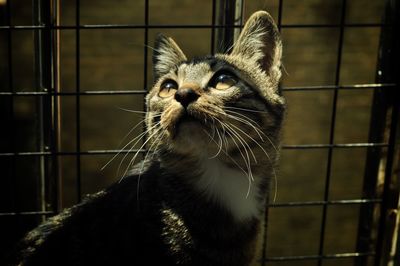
[355,1,398,264]
[374,0,400,264]
[6,0,16,218]
[33,0,52,222]
[317,1,347,265]
[276,0,283,96]
[0,0,15,253]
[377,104,400,265]
[1,0,19,253]
[216,0,243,53]
[75,0,81,203]
[277,0,283,31]
[210,0,216,54]
[374,99,400,266]
[141,0,149,162]
[143,0,149,90]
[232,0,243,42]
[215,0,241,53]
[51,0,62,213]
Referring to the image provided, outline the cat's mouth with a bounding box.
[171,112,206,139]
[176,113,199,126]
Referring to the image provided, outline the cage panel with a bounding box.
[334,90,374,144]
[340,28,381,85]
[282,90,333,145]
[80,0,145,25]
[266,206,322,259]
[324,205,361,254]
[329,148,371,200]
[60,30,77,92]
[9,0,34,25]
[11,30,36,92]
[79,29,145,91]
[345,0,386,24]
[278,149,327,202]
[280,28,339,87]
[281,0,342,26]
[149,0,212,26]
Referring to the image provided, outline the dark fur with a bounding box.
[8,161,258,266]
[7,11,285,266]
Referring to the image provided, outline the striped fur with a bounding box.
[8,11,285,266]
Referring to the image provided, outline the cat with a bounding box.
[8,11,285,266]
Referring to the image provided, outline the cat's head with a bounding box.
[145,11,285,175]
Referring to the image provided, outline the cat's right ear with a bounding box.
[230,11,282,86]
[152,34,187,81]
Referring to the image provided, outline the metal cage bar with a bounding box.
[75,0,82,203]
[317,1,347,265]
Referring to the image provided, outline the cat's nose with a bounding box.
[174,87,200,108]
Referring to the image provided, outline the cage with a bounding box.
[0,0,399,265]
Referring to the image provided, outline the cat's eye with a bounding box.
[159,80,178,98]
[211,73,237,90]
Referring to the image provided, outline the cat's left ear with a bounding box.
[231,11,282,79]
[152,34,187,81]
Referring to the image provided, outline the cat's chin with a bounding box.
[169,118,209,153]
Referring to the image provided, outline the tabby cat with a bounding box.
[10,11,285,266]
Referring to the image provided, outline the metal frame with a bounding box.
[1,0,399,265]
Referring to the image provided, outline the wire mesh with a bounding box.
[0,0,399,265]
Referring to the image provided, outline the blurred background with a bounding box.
[0,0,399,265]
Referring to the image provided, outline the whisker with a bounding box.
[207,125,224,159]
[224,109,278,153]
[225,109,263,128]
[101,112,163,171]
[203,130,247,176]
[227,121,271,162]
[101,122,148,171]
[224,111,266,142]
[116,121,161,178]
[216,118,254,186]
[117,119,147,147]
[224,122,258,164]
[272,167,278,203]
[116,107,149,115]
[121,123,163,180]
[224,106,269,114]
[216,119,250,168]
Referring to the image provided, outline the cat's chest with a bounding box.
[194,158,262,221]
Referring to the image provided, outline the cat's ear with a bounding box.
[152,34,187,81]
[231,11,282,77]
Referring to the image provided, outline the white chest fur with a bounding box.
[193,158,262,221]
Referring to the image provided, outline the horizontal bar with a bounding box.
[281,83,396,92]
[0,83,396,96]
[0,90,147,96]
[0,143,387,157]
[263,252,375,262]
[0,199,380,216]
[282,143,388,149]
[268,198,381,208]
[0,149,146,157]
[282,23,388,28]
[0,211,54,217]
[0,23,392,30]
[0,200,380,217]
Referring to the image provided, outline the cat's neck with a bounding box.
[159,151,265,222]
[195,157,263,221]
